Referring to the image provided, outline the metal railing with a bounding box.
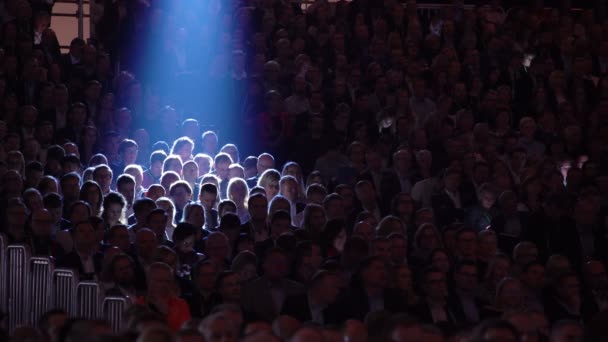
[0,239,127,333]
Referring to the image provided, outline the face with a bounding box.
[105,203,123,225]
[263,253,288,280]
[456,232,477,258]
[480,190,496,209]
[257,156,274,174]
[249,197,268,221]
[363,260,388,288]
[391,238,407,263]
[353,222,374,242]
[147,268,174,298]
[196,264,218,291]
[455,265,478,292]
[186,206,204,228]
[117,182,135,205]
[216,161,230,180]
[426,271,448,299]
[229,183,247,203]
[183,163,198,182]
[171,186,192,209]
[114,257,134,285]
[110,227,130,251]
[200,191,217,210]
[479,233,498,256]
[219,274,241,302]
[61,178,80,199]
[94,168,113,194]
[419,227,439,251]
[178,144,193,161]
[136,231,158,258]
[265,180,279,200]
[280,181,297,202]
[74,223,96,247]
[271,218,291,240]
[431,252,450,274]
[32,211,54,237]
[122,146,138,165]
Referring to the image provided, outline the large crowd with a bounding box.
[1,0,608,341]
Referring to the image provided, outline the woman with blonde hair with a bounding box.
[156,197,177,240]
[227,177,249,223]
[257,168,281,201]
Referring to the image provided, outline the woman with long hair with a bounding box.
[79,180,103,217]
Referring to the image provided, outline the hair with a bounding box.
[172,222,197,244]
[163,154,183,173]
[228,177,249,205]
[257,169,281,188]
[79,181,103,214]
[169,180,192,196]
[101,192,127,224]
[43,192,63,209]
[170,137,194,158]
[220,144,239,164]
[116,173,135,189]
[118,139,138,155]
[218,199,237,216]
[182,202,204,223]
[132,197,157,215]
[150,150,168,166]
[93,164,113,180]
[214,152,233,166]
[156,197,176,226]
[200,181,219,196]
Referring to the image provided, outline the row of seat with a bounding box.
[0,235,127,333]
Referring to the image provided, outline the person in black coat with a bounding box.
[281,270,342,325]
[414,267,458,333]
[56,220,103,281]
[328,256,406,323]
[432,168,466,228]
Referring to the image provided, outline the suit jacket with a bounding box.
[182,290,222,319]
[447,291,484,326]
[281,293,339,324]
[328,286,406,323]
[490,212,530,255]
[432,191,465,227]
[357,168,401,214]
[414,299,458,333]
[56,250,103,281]
[241,276,306,322]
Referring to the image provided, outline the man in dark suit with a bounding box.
[330,256,405,322]
[432,168,465,227]
[199,183,219,231]
[60,38,85,82]
[357,148,401,214]
[56,220,103,281]
[240,193,270,243]
[490,190,530,255]
[281,270,342,324]
[582,260,608,316]
[183,260,222,318]
[414,268,457,331]
[448,261,484,327]
[241,248,305,322]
